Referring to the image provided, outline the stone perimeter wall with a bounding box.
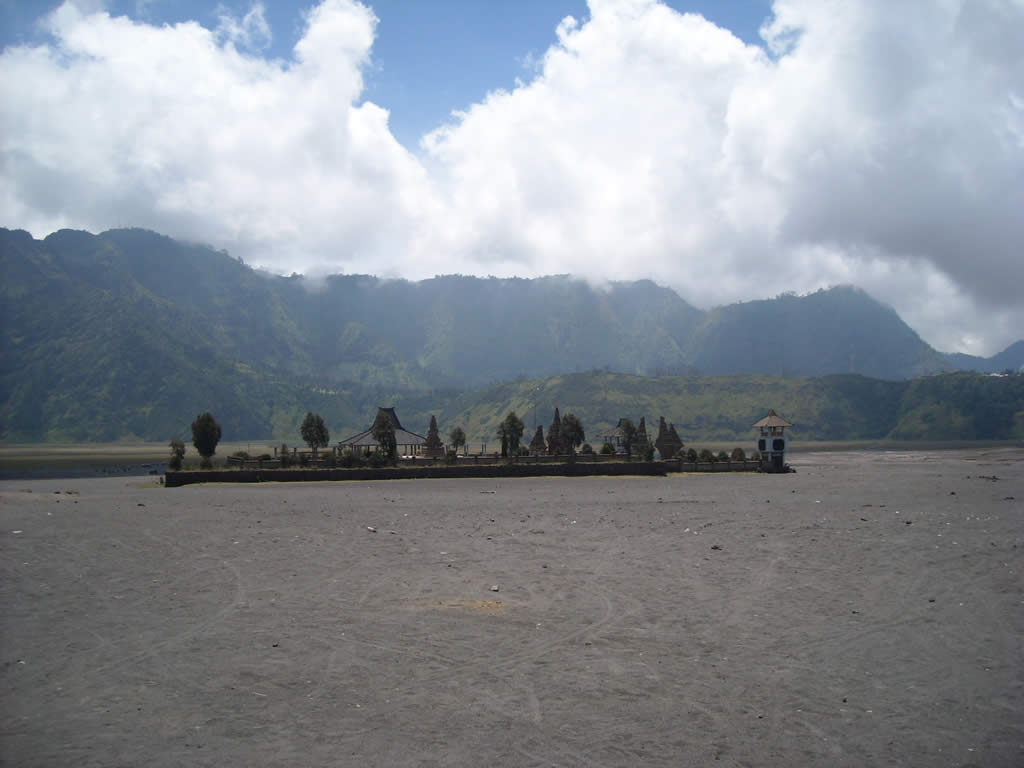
[165,461,673,488]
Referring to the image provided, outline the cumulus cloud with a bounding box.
[1,0,1022,354]
[0,0,432,271]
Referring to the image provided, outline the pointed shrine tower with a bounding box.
[423,415,445,459]
[752,409,793,472]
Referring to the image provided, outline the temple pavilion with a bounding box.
[338,407,427,457]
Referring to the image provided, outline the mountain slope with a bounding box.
[683,287,947,379]
[438,371,1024,444]
[3,226,1021,442]
[945,341,1024,374]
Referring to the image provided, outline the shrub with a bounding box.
[299,452,310,467]
[231,450,250,460]
[199,456,213,470]
[717,450,729,462]
[698,448,716,463]
[731,447,746,461]
[168,438,185,471]
[445,449,458,465]
[751,449,761,461]
[340,452,363,468]
[686,448,698,462]
[580,443,594,454]
[257,453,272,461]
[279,443,290,468]
[643,446,655,462]
[321,452,337,468]
[367,451,389,468]
[600,442,615,455]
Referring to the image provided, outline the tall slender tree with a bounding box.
[496,421,509,457]
[503,411,525,455]
[371,410,397,462]
[191,412,222,469]
[561,413,585,456]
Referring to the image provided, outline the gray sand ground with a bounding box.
[2,449,1021,767]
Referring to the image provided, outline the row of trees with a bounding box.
[498,408,586,458]
[169,410,330,470]
[170,410,742,470]
[684,447,752,463]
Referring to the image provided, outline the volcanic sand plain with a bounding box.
[1,449,1022,767]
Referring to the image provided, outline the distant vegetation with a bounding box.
[442,371,1024,444]
[2,227,1022,444]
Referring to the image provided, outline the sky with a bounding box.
[1,0,1022,356]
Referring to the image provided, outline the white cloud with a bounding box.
[0,0,432,273]
[215,2,272,52]
[1,0,1022,355]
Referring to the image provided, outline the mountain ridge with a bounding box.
[2,227,1022,442]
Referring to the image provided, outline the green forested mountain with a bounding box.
[437,371,1024,445]
[2,227,1022,442]
[683,288,947,379]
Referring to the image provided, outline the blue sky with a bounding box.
[1,1,1022,355]
[1,0,772,148]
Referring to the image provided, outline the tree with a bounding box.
[503,411,525,455]
[168,438,185,471]
[300,411,329,456]
[731,446,746,461]
[191,412,222,469]
[561,412,585,455]
[686,447,698,462]
[449,425,467,455]
[620,418,637,457]
[496,421,509,457]
[371,410,397,463]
